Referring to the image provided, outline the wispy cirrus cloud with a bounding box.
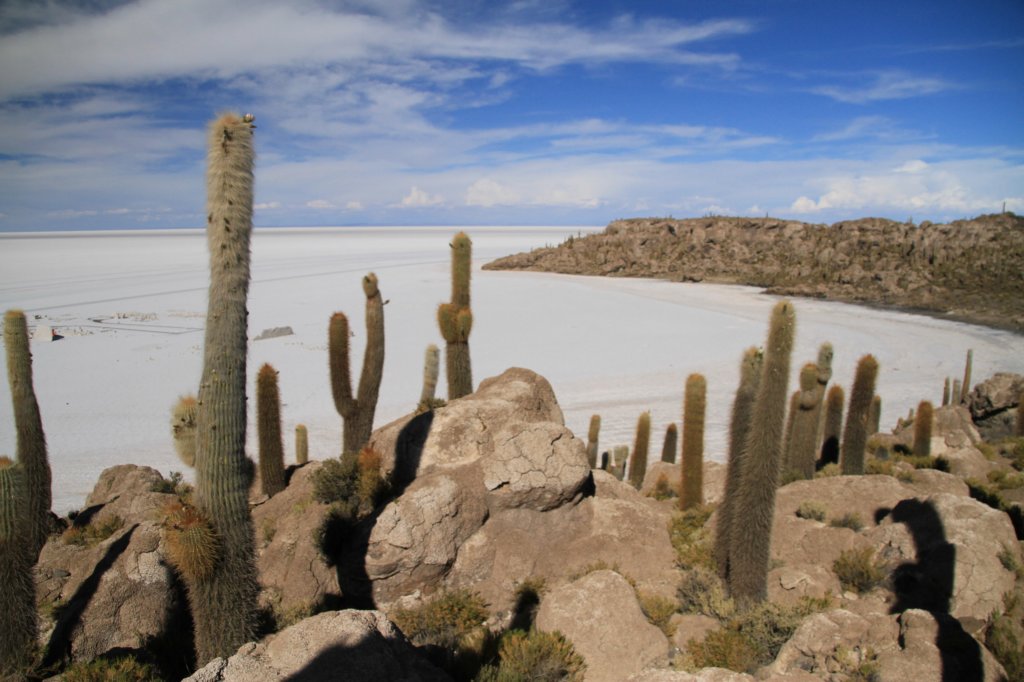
[810,70,956,103]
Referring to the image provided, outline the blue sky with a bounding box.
[0,0,1021,231]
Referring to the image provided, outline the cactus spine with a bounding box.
[913,400,934,457]
[4,309,51,556]
[820,384,845,467]
[729,301,795,606]
[680,373,706,510]
[586,415,601,468]
[840,355,879,475]
[961,349,973,404]
[418,343,440,410]
[628,412,651,489]
[438,232,473,399]
[0,458,35,677]
[171,395,198,468]
[661,423,678,464]
[329,273,386,456]
[295,424,309,465]
[787,362,823,480]
[190,112,260,664]
[714,346,762,582]
[942,377,951,406]
[256,364,285,497]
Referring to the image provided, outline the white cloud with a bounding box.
[812,71,954,104]
[894,160,928,173]
[465,178,521,207]
[345,200,363,210]
[400,186,443,207]
[305,199,335,209]
[255,201,282,210]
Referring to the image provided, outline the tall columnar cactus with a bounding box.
[952,379,962,406]
[0,458,36,678]
[913,400,934,457]
[729,300,795,606]
[171,395,198,468]
[628,412,651,489]
[438,232,473,399]
[820,384,845,467]
[840,355,879,475]
[256,364,285,497]
[714,346,762,582]
[4,309,51,556]
[418,344,440,411]
[295,424,309,465]
[942,377,951,406]
[329,273,386,456]
[586,414,601,468]
[190,112,260,664]
[868,395,882,435]
[681,373,706,510]
[661,423,678,464]
[787,362,823,480]
[961,349,973,404]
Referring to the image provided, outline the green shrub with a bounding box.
[895,454,950,472]
[62,655,162,681]
[828,512,865,532]
[815,463,841,478]
[986,589,1024,682]
[795,501,826,522]
[392,590,489,650]
[475,630,585,682]
[669,505,715,570]
[638,591,677,637]
[311,456,359,504]
[677,566,735,621]
[833,547,887,594]
[62,515,125,547]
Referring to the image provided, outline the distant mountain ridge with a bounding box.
[483,213,1024,332]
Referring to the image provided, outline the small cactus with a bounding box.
[628,412,651,489]
[868,395,882,435]
[680,373,706,510]
[586,415,601,469]
[913,401,934,457]
[418,344,440,411]
[942,377,950,406]
[960,349,973,404]
[438,233,474,399]
[787,362,823,480]
[952,379,962,406]
[841,355,879,475]
[660,423,678,464]
[329,273,386,456]
[714,346,761,582]
[0,457,36,678]
[256,364,285,497]
[295,424,309,465]
[729,301,795,606]
[820,384,845,467]
[162,501,220,583]
[816,342,834,386]
[171,395,198,468]
[4,309,52,557]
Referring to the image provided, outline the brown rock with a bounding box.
[535,570,669,682]
[183,610,448,681]
[627,669,753,681]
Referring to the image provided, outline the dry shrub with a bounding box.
[62,655,161,681]
[828,512,864,532]
[476,630,585,682]
[62,515,125,547]
[392,589,489,650]
[796,501,827,522]
[677,566,735,621]
[638,591,678,636]
[833,547,887,594]
[669,505,715,570]
[987,588,1024,682]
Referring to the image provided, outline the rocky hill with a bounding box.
[484,213,1024,332]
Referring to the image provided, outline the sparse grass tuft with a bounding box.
[986,588,1024,682]
[796,501,827,522]
[476,629,585,682]
[828,512,865,532]
[816,463,841,478]
[62,515,125,547]
[638,591,678,637]
[149,470,193,499]
[392,589,489,650]
[677,566,735,621]
[833,547,887,594]
[669,505,715,570]
[62,655,162,681]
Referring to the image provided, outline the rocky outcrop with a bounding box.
[967,372,1024,440]
[35,465,185,668]
[535,570,669,682]
[484,213,1024,332]
[183,610,448,682]
[365,368,681,612]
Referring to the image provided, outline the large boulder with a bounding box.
[183,610,448,681]
[36,465,185,666]
[967,372,1024,440]
[535,570,669,682]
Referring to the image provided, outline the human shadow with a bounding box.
[317,410,435,612]
[42,524,136,670]
[885,499,983,682]
[280,630,447,682]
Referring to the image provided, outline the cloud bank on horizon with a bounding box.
[0,0,1021,231]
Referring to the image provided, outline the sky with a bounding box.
[0,0,1021,231]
